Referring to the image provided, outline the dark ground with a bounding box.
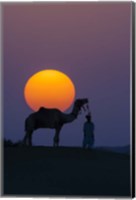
[3,146,131,197]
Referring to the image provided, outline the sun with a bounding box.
[24,69,76,111]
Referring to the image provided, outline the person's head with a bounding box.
[86,114,91,122]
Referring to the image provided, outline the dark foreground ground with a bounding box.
[3,146,131,197]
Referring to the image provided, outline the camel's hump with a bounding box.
[38,107,60,113]
[38,107,46,112]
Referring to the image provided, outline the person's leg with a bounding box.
[82,137,86,148]
[88,138,93,149]
[88,143,92,149]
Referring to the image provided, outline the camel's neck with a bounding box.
[62,113,76,124]
[62,103,80,124]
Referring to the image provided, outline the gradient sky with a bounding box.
[3,2,131,147]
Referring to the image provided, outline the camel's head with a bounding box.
[75,98,89,112]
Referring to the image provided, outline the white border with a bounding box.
[0,0,133,2]
[0,1,135,200]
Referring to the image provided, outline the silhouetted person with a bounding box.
[82,114,95,149]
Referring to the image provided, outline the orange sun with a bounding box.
[24,69,76,111]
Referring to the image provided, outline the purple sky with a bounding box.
[3,2,131,147]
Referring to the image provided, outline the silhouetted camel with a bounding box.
[23,98,88,147]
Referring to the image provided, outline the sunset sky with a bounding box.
[3,2,131,147]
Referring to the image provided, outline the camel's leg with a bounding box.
[23,131,33,146]
[23,132,28,145]
[53,127,61,147]
[28,131,33,146]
